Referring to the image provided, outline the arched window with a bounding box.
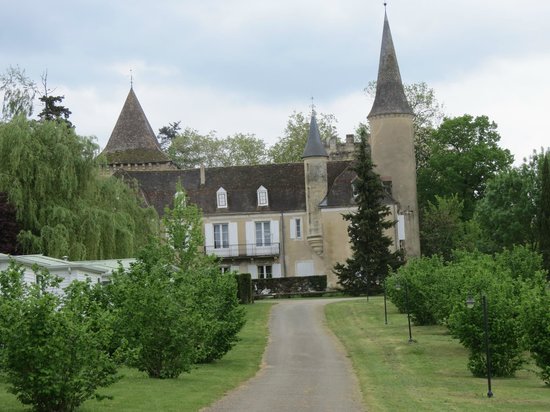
[216,187,228,208]
[257,185,268,206]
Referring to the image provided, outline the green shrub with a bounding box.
[195,269,245,363]
[520,273,550,385]
[0,264,118,412]
[386,256,459,325]
[448,270,525,377]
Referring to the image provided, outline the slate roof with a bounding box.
[302,114,328,158]
[368,11,413,118]
[122,161,356,216]
[101,88,170,164]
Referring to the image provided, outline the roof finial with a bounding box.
[384,2,387,8]
[130,69,133,89]
[310,96,316,116]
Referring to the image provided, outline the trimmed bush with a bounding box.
[235,272,254,304]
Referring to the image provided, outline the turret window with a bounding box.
[216,187,227,208]
[257,185,269,206]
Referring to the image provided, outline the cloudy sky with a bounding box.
[2,0,549,164]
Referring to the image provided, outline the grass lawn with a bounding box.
[0,302,274,412]
[325,296,549,412]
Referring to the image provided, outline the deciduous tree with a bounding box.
[417,115,513,219]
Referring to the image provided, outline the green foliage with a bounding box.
[0,263,118,412]
[268,111,338,163]
[194,269,245,363]
[417,114,514,220]
[474,152,543,252]
[386,256,455,325]
[539,154,550,274]
[334,130,402,295]
[387,247,546,379]
[165,127,267,168]
[111,189,245,378]
[0,116,159,259]
[420,195,465,260]
[520,276,550,385]
[448,278,525,378]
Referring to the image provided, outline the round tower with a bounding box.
[368,10,420,257]
[302,113,328,256]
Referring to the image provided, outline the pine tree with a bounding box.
[539,154,550,276]
[334,129,403,295]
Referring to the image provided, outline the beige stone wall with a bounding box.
[369,114,421,257]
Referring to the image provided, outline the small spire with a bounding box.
[302,110,328,159]
[130,69,133,89]
[310,96,316,116]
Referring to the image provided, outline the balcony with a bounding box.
[205,243,280,259]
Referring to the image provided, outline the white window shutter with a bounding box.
[397,214,406,240]
[272,263,282,278]
[271,220,279,243]
[229,222,238,256]
[204,223,214,252]
[290,218,296,239]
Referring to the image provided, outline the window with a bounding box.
[257,185,268,206]
[255,221,271,246]
[214,223,229,249]
[216,187,227,208]
[257,265,272,279]
[290,218,302,239]
[220,266,230,274]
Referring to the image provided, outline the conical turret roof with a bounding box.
[302,113,328,158]
[101,88,170,164]
[368,11,412,118]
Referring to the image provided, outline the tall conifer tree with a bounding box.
[334,130,402,295]
[539,154,550,275]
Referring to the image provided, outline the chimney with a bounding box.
[200,164,206,186]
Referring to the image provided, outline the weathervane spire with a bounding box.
[130,69,133,89]
[310,96,316,116]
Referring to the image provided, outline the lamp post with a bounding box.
[383,277,388,325]
[375,276,388,325]
[395,281,414,343]
[466,295,493,398]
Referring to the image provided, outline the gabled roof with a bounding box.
[302,114,328,158]
[368,11,413,118]
[120,161,356,216]
[101,88,170,164]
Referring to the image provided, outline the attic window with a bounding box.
[216,187,227,208]
[257,186,268,206]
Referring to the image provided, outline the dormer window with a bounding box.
[217,187,227,208]
[257,185,268,206]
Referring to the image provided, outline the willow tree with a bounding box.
[0,116,158,259]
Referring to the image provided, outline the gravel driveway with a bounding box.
[203,298,365,412]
